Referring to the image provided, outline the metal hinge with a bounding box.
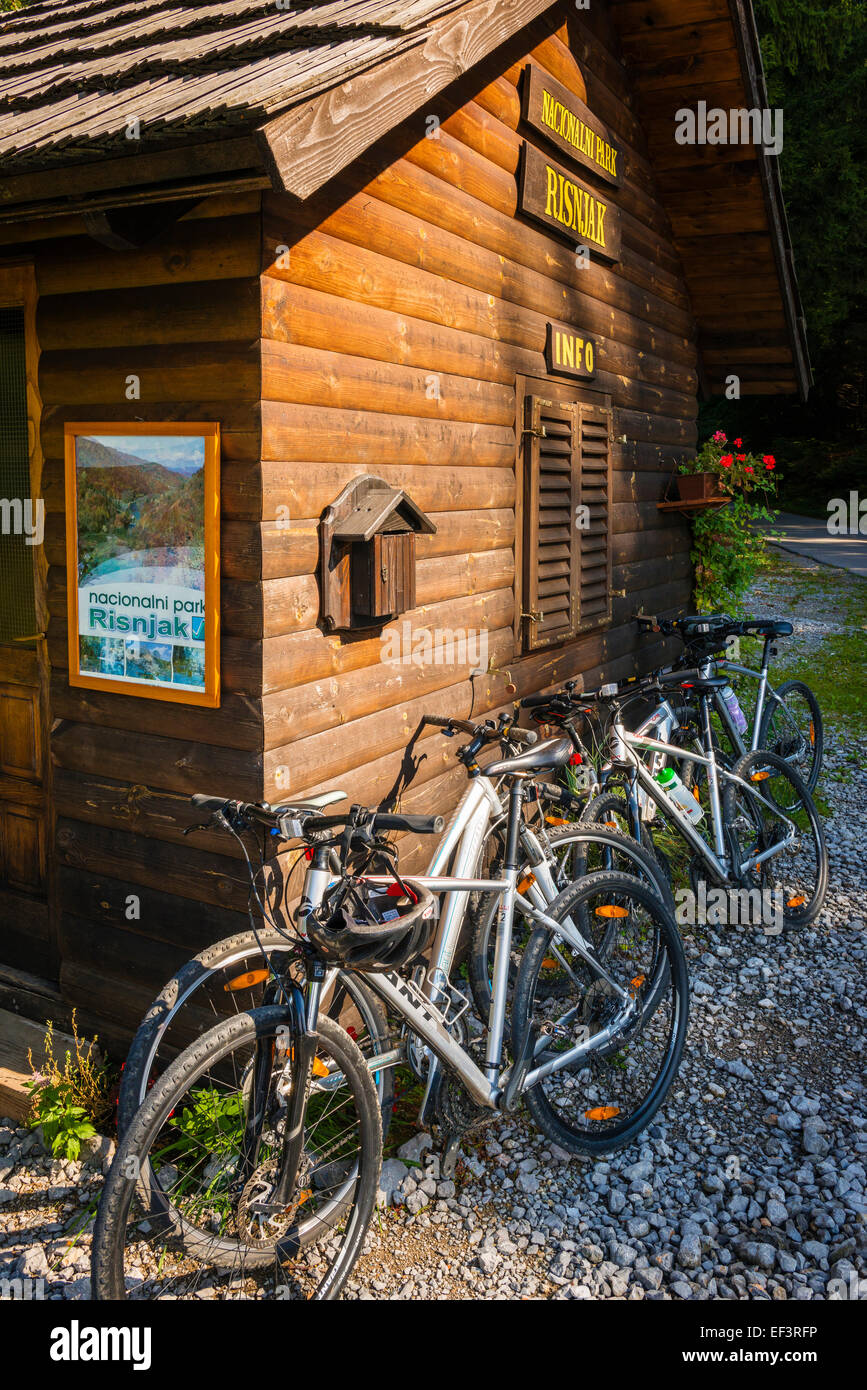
[523,425,547,439]
[521,610,542,623]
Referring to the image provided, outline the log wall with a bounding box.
[258,5,696,882]
[0,2,697,1044]
[0,194,265,1041]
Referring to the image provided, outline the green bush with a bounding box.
[26,1013,116,1161]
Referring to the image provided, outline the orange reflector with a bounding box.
[751,769,771,781]
[787,895,806,908]
[585,1106,620,1121]
[604,821,619,830]
[595,904,629,918]
[224,968,270,993]
[693,785,701,802]
[542,957,559,970]
[545,815,568,826]
[809,721,815,746]
[517,872,537,894]
[297,1189,311,1207]
[312,1057,330,1078]
[630,974,646,994]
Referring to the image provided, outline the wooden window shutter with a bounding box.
[522,396,580,651]
[574,402,613,632]
[522,396,612,653]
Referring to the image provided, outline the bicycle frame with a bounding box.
[294,774,632,1116]
[610,710,800,884]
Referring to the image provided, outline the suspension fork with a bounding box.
[257,844,330,1207]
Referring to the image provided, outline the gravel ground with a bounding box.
[1,553,865,1302]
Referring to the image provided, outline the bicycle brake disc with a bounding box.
[236,1157,310,1248]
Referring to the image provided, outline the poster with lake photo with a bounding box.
[72,432,209,693]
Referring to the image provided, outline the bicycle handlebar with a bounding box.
[189,795,443,839]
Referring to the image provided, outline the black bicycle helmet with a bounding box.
[306,880,437,973]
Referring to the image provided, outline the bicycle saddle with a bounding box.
[741,619,793,638]
[272,790,347,811]
[485,735,573,777]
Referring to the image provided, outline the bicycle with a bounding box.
[636,612,824,793]
[117,712,674,1138]
[94,747,689,1300]
[570,672,828,933]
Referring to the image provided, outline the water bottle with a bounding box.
[720,683,748,735]
[654,767,704,824]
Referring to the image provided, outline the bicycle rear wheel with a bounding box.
[723,749,828,931]
[94,1009,381,1301]
[511,871,689,1155]
[467,824,674,1024]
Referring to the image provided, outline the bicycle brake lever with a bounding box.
[183,820,213,836]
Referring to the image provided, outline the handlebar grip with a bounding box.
[509,727,538,746]
[372,813,445,835]
[521,692,553,709]
[190,794,229,814]
[424,714,476,734]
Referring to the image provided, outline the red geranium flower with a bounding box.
[765,461,775,470]
[720,455,733,467]
[762,454,776,468]
[745,465,754,474]
[736,453,746,463]
[734,438,743,449]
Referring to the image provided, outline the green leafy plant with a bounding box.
[26,1013,115,1160]
[682,431,779,612]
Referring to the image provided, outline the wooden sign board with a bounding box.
[519,144,621,263]
[64,422,220,707]
[522,62,621,188]
[546,323,598,380]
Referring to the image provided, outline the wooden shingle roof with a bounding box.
[0,0,810,397]
[0,0,474,169]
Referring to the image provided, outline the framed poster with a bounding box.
[64,422,220,707]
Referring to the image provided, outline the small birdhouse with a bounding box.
[319,476,436,633]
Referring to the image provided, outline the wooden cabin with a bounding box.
[0,0,810,1051]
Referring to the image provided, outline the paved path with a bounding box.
[764,511,867,577]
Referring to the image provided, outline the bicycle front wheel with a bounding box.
[758,679,823,794]
[94,1009,381,1301]
[511,871,689,1155]
[117,932,394,1139]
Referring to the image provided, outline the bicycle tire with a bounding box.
[511,871,689,1155]
[723,749,828,931]
[758,678,824,793]
[94,1009,381,1301]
